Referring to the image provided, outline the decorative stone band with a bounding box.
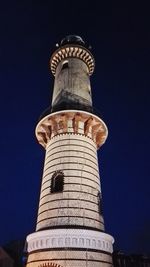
[50,45,95,76]
[36,110,108,149]
[38,264,62,267]
[26,229,114,254]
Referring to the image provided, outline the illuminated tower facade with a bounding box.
[26,35,114,267]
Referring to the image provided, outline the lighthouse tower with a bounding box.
[26,35,114,267]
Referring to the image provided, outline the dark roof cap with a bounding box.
[60,35,85,46]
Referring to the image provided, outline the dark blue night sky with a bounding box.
[0,1,150,255]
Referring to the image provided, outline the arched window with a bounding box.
[51,171,64,193]
[61,60,69,70]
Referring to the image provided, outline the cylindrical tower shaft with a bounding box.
[36,112,105,232]
[25,35,114,267]
[52,58,93,112]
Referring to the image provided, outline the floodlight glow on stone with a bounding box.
[25,36,114,267]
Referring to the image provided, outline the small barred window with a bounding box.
[51,171,64,193]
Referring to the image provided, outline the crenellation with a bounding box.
[36,111,108,149]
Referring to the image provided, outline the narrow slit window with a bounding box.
[97,191,103,215]
[51,171,64,193]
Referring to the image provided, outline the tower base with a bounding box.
[26,229,114,267]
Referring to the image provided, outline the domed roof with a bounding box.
[60,35,85,46]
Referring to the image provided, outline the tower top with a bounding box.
[50,35,95,76]
[60,35,85,46]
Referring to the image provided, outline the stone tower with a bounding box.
[25,35,114,267]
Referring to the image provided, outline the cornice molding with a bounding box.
[36,110,108,149]
[27,228,114,254]
[50,45,95,76]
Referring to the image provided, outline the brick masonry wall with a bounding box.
[36,133,104,231]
